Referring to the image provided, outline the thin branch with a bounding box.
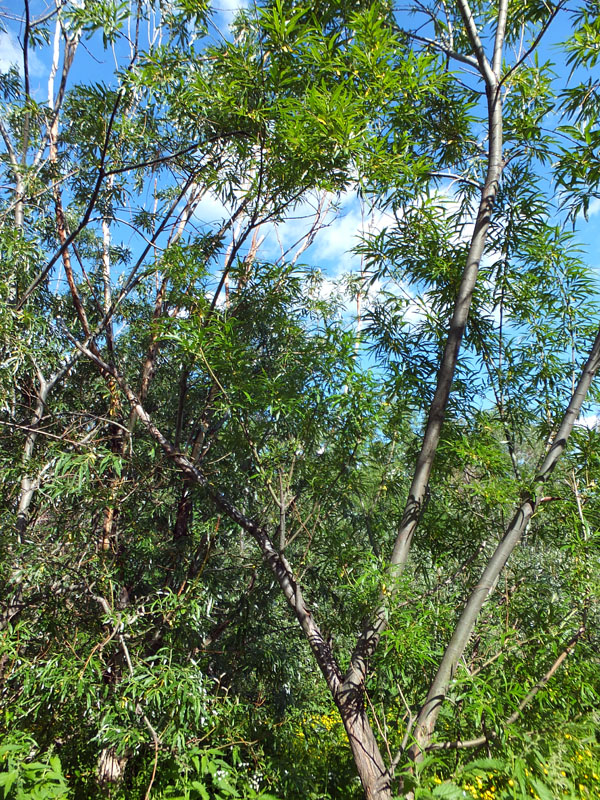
[345,0,506,691]
[0,118,19,167]
[0,419,95,446]
[500,2,566,87]
[427,626,585,751]
[491,0,509,77]
[410,322,600,756]
[365,689,393,765]
[404,30,478,68]
[456,0,495,85]
[15,350,82,538]
[91,595,159,797]
[104,132,249,177]
[429,171,483,191]
[18,86,126,308]
[70,340,344,697]
[3,4,61,27]
[22,0,31,142]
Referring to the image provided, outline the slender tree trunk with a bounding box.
[410,321,600,756]
[346,0,506,689]
[336,682,392,800]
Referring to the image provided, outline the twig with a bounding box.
[403,30,478,68]
[500,2,566,87]
[365,689,393,765]
[91,594,160,798]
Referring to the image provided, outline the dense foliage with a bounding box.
[1,1,599,799]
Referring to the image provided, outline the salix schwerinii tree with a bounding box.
[1,1,599,799]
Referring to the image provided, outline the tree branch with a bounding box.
[456,0,495,85]
[345,0,505,691]
[427,626,585,752]
[410,322,600,756]
[491,0,509,78]
[72,341,344,696]
[18,86,125,308]
[500,2,566,87]
[403,30,478,68]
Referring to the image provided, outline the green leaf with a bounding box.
[432,783,465,799]
[460,758,506,773]
[190,780,210,800]
[0,771,18,796]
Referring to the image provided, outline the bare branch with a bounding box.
[500,2,567,87]
[0,118,19,168]
[404,30,478,68]
[492,0,509,77]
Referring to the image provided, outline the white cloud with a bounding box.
[210,0,249,29]
[0,30,46,78]
[304,192,400,269]
[214,0,248,11]
[192,187,441,328]
[317,201,364,262]
[193,190,232,225]
[0,31,23,73]
[587,197,600,218]
[576,414,600,429]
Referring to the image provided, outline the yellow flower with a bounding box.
[508,779,514,787]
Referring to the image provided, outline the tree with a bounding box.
[1,1,599,799]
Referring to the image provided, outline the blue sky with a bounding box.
[2,0,599,422]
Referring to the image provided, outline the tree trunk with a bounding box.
[410,322,600,756]
[336,683,392,800]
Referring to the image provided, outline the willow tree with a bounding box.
[1,1,599,799]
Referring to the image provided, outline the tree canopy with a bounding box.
[1,1,599,799]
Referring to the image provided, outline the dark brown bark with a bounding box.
[173,483,193,540]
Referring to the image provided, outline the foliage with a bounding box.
[0,736,70,800]
[1,1,600,799]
